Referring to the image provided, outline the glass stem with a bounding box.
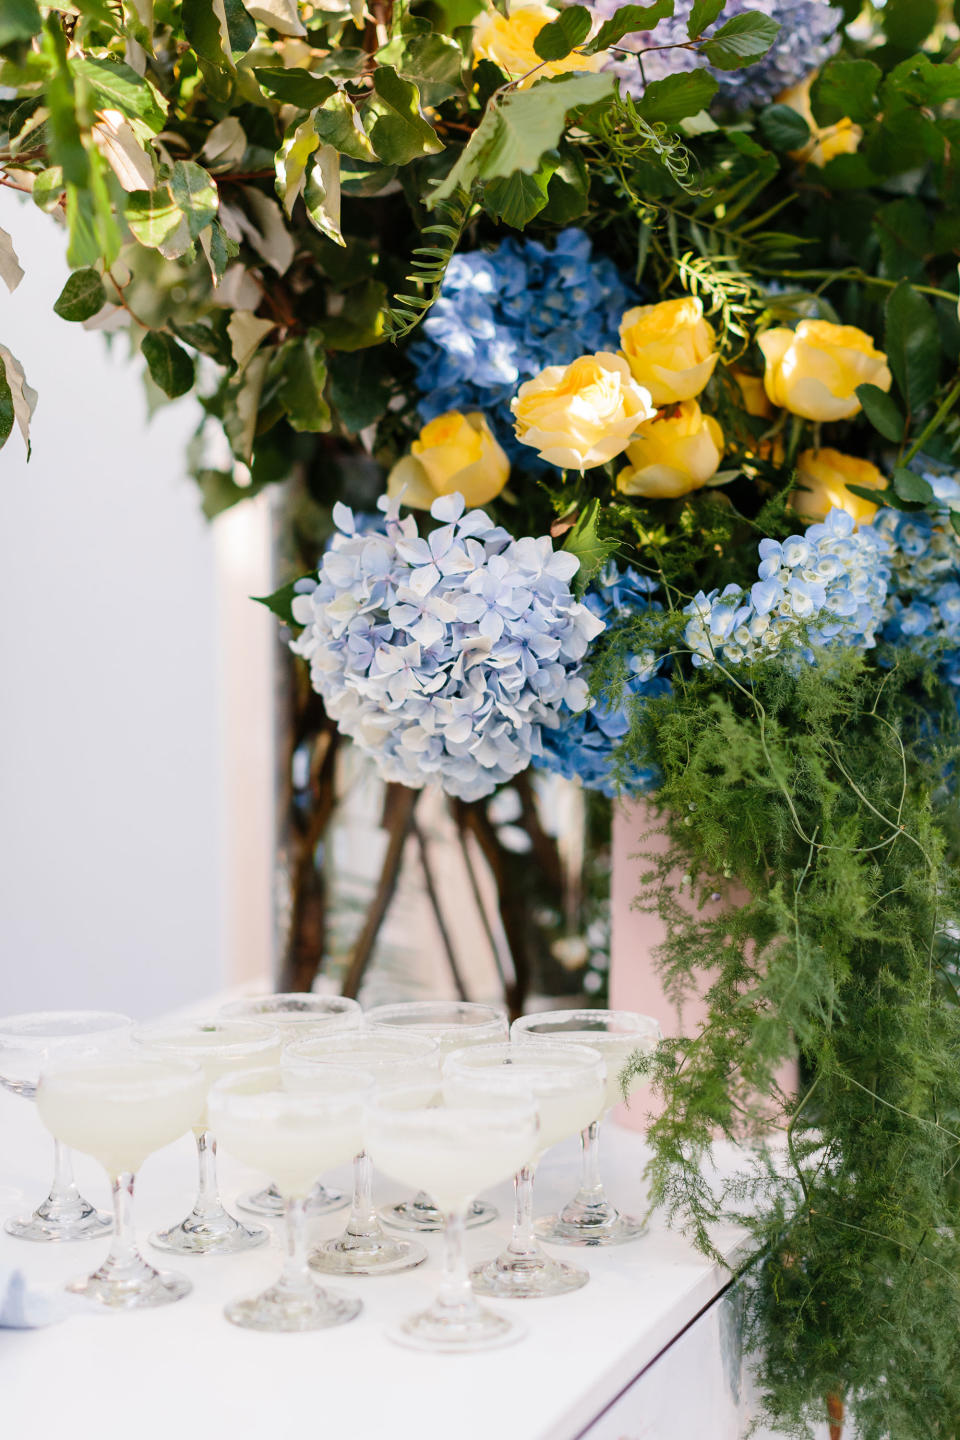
[435,1208,481,1320]
[345,1152,379,1239]
[103,1172,140,1271]
[50,1140,80,1203]
[577,1120,605,1203]
[192,1130,222,1219]
[279,1197,314,1299]
[507,1165,540,1259]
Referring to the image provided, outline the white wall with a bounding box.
[0,196,231,1019]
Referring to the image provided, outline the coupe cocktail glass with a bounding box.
[365,1001,508,1230]
[366,1084,538,1352]
[0,1010,132,1242]
[133,1017,280,1254]
[511,1009,661,1246]
[284,1029,439,1276]
[443,1041,606,1297]
[36,1055,206,1308]
[209,1065,373,1331]
[219,994,363,1218]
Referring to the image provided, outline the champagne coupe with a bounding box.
[512,1009,661,1246]
[443,1041,606,1298]
[365,1000,508,1230]
[209,1065,373,1331]
[133,1018,281,1254]
[219,994,363,1219]
[0,1010,132,1242]
[36,1055,206,1308]
[365,1084,538,1352]
[284,1030,440,1276]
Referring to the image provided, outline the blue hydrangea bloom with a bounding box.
[684,508,891,669]
[290,492,605,801]
[579,0,842,105]
[538,562,671,796]
[408,229,634,465]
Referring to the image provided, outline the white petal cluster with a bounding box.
[290,492,605,801]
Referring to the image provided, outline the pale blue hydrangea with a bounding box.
[538,563,670,795]
[684,508,891,669]
[289,492,605,801]
[579,0,842,105]
[873,464,960,693]
[408,230,634,465]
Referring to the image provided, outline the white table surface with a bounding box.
[0,1086,746,1440]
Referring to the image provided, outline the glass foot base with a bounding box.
[237,1182,347,1219]
[310,1232,427,1277]
[389,1303,524,1353]
[470,1250,589,1299]
[5,1198,112,1244]
[150,1210,267,1256]
[225,1283,362,1333]
[67,1265,191,1309]
[380,1198,496,1233]
[535,1211,647,1247]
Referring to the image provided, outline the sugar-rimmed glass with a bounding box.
[36,1055,205,1308]
[284,1030,440,1276]
[209,1065,373,1331]
[443,1041,606,1297]
[219,994,363,1219]
[133,1018,281,1255]
[365,1001,508,1231]
[0,1010,132,1242]
[511,1009,661,1246]
[366,1083,538,1352]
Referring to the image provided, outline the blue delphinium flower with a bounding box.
[289,492,605,802]
[684,508,891,669]
[578,0,842,106]
[538,562,670,796]
[408,229,634,465]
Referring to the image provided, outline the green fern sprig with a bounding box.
[382,189,475,343]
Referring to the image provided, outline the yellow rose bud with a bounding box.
[472,3,601,87]
[730,366,774,419]
[758,319,892,422]
[511,351,656,472]
[779,75,862,169]
[790,448,886,526]
[615,400,725,499]
[618,296,719,407]
[387,411,510,509]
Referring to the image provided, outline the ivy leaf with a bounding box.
[141,331,195,398]
[313,90,377,162]
[170,161,218,239]
[483,152,557,226]
[278,334,332,433]
[0,356,14,455]
[701,12,779,69]
[182,0,255,67]
[539,141,590,222]
[364,67,444,166]
[275,114,320,216]
[856,383,904,442]
[635,69,717,122]
[534,5,591,61]
[72,57,166,132]
[686,0,724,37]
[0,344,38,454]
[0,228,24,293]
[242,0,305,37]
[812,59,881,126]
[582,1,674,54]
[758,102,810,151]
[254,67,336,108]
[303,146,344,245]
[562,499,619,596]
[429,70,614,207]
[393,32,464,102]
[885,281,940,414]
[32,167,64,213]
[124,187,184,248]
[892,467,935,504]
[53,267,106,321]
[199,218,238,285]
[252,577,310,627]
[0,0,42,47]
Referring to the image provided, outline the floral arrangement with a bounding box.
[4,0,960,1433]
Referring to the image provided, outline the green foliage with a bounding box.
[699,11,780,71]
[582,0,675,54]
[562,499,621,595]
[141,331,195,398]
[52,266,105,321]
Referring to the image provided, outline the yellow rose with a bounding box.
[616,401,725,499]
[618,296,719,407]
[779,75,862,169]
[472,3,600,87]
[387,411,509,509]
[511,352,655,471]
[790,448,885,526]
[758,319,892,422]
[730,366,773,419]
